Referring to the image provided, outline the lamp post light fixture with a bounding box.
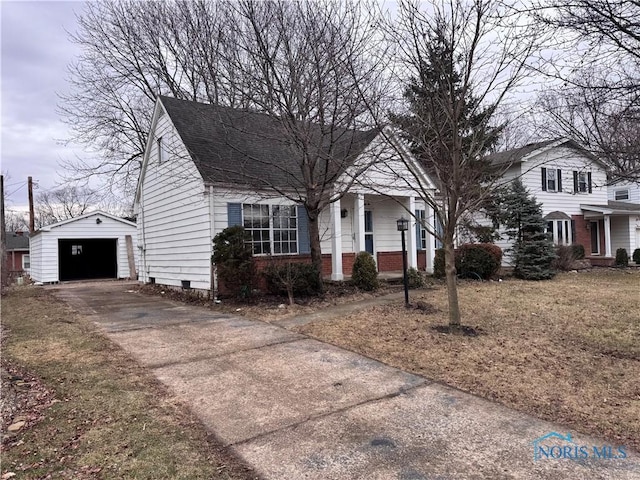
[396,216,410,307]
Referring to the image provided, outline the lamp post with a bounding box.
[396,216,410,307]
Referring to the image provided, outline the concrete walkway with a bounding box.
[51,281,639,480]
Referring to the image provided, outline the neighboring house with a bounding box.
[135,96,438,293]
[608,180,640,204]
[486,138,640,265]
[5,231,30,278]
[30,211,138,284]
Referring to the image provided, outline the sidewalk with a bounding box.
[52,281,640,480]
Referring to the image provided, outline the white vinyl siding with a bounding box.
[136,109,212,289]
[29,213,136,283]
[608,181,640,203]
[521,146,608,216]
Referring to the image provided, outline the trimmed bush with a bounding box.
[433,248,446,279]
[457,243,502,280]
[633,248,640,264]
[352,251,379,291]
[615,248,629,267]
[407,267,425,288]
[570,243,585,260]
[212,226,255,298]
[263,262,321,302]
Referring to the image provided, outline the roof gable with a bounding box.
[158,96,379,190]
[35,210,136,234]
[488,138,604,168]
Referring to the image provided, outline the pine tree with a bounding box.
[389,27,503,328]
[500,179,556,280]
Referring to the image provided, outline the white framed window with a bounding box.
[615,189,629,201]
[22,254,30,270]
[577,172,588,193]
[546,169,557,192]
[272,205,297,254]
[546,219,573,246]
[242,204,298,255]
[71,245,83,255]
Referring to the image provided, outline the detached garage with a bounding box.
[30,211,137,284]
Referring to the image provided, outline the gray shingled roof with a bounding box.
[487,138,602,167]
[487,139,559,166]
[6,232,29,251]
[159,96,379,190]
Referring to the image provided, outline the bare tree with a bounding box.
[34,187,101,227]
[366,0,544,328]
[209,0,389,284]
[530,0,640,180]
[536,80,640,181]
[64,0,388,286]
[60,0,249,194]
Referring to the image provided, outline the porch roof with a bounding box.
[580,200,640,216]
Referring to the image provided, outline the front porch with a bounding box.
[318,193,437,280]
[580,201,640,263]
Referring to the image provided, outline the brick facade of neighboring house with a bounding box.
[5,231,30,279]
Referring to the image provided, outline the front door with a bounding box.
[590,221,600,255]
[364,210,374,255]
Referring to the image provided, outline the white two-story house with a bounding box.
[488,138,640,265]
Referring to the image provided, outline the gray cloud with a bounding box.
[1,1,87,207]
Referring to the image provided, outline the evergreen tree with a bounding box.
[500,179,556,280]
[389,24,503,328]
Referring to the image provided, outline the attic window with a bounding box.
[157,137,164,163]
[615,189,629,201]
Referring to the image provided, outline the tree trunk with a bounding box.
[307,213,324,291]
[443,236,461,329]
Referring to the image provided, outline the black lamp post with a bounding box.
[396,216,410,307]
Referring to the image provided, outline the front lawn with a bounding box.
[1,288,258,480]
[297,270,640,452]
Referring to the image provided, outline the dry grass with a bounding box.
[298,270,640,451]
[1,287,258,480]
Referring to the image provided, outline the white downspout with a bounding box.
[208,185,219,301]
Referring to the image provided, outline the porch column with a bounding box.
[330,200,343,280]
[426,205,436,274]
[405,196,417,269]
[354,194,365,253]
[604,215,612,257]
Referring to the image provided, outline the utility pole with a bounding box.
[28,176,35,233]
[1,175,7,291]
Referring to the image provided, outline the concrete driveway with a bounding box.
[52,281,639,480]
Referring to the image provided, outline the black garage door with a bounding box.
[58,239,117,281]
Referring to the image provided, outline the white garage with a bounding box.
[29,211,137,284]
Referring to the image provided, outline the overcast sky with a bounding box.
[1,0,85,211]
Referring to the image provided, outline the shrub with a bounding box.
[633,248,640,264]
[457,243,502,280]
[570,243,585,260]
[615,248,629,267]
[212,226,255,298]
[351,251,379,291]
[433,248,446,279]
[552,245,578,271]
[262,262,321,303]
[407,267,424,288]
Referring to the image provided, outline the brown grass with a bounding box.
[1,287,258,480]
[297,270,640,451]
